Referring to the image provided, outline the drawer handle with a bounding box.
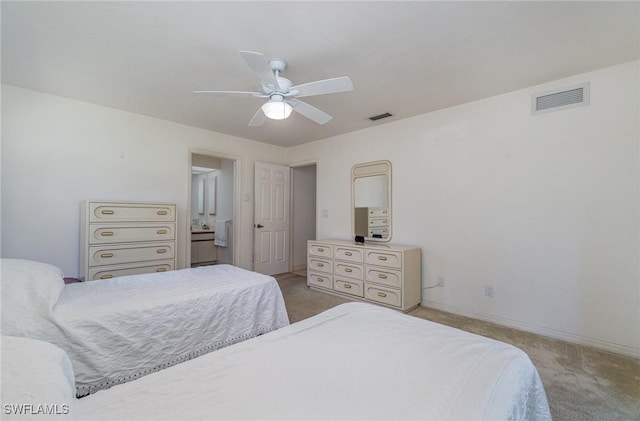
[100,253,114,258]
[378,256,388,261]
[317,263,324,268]
[378,292,387,298]
[344,284,352,289]
[317,248,324,252]
[101,231,114,236]
[345,268,353,273]
[100,274,113,279]
[378,274,388,279]
[157,210,168,215]
[157,229,168,234]
[345,251,352,256]
[317,278,324,282]
[156,268,167,272]
[156,248,168,254]
[101,210,115,215]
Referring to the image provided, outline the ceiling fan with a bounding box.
[194,51,353,126]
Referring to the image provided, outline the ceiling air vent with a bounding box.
[369,112,393,121]
[532,82,590,115]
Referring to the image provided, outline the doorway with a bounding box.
[290,163,317,277]
[188,151,240,268]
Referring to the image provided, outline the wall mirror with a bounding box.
[352,160,392,242]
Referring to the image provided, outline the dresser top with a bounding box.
[310,239,420,252]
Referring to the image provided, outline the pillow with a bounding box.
[1,259,65,335]
[1,336,75,419]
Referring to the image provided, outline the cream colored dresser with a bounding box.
[80,201,177,281]
[307,240,421,312]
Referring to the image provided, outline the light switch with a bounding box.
[322,209,329,217]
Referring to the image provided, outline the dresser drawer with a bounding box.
[369,227,389,237]
[89,242,175,266]
[309,243,333,258]
[334,246,364,263]
[334,262,364,280]
[368,208,388,217]
[365,284,401,308]
[365,267,402,288]
[307,272,333,289]
[365,249,402,269]
[308,257,333,274]
[87,260,175,281]
[89,203,176,223]
[89,223,176,244]
[369,217,389,227]
[334,277,364,297]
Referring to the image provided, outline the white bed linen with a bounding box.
[1,336,76,420]
[5,264,289,397]
[76,302,551,421]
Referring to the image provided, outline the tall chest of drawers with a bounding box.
[80,201,177,281]
[307,240,421,312]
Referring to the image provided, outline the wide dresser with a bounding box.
[80,201,177,281]
[307,240,421,312]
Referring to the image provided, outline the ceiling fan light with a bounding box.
[262,99,292,120]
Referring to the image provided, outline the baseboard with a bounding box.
[292,264,307,272]
[421,300,640,359]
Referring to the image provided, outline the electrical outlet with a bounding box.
[437,277,445,287]
[484,285,494,297]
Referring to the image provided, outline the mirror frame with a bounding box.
[351,160,392,242]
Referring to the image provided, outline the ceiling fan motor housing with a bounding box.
[269,58,287,73]
[275,77,292,94]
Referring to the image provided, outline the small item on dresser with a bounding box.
[355,235,365,244]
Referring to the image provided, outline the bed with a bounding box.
[2,302,551,420]
[0,258,289,397]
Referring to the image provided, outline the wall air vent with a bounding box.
[369,112,393,121]
[532,82,590,115]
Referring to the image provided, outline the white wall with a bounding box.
[216,158,234,264]
[288,61,640,357]
[1,85,287,275]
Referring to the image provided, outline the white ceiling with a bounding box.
[2,1,638,147]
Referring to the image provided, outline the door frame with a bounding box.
[187,148,242,267]
[288,159,319,273]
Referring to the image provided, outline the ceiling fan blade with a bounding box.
[290,76,353,98]
[239,51,280,93]
[288,99,332,125]
[248,107,267,126]
[193,90,266,98]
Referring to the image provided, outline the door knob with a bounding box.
[255,224,264,228]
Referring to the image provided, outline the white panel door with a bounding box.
[254,162,290,275]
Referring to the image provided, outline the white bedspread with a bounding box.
[20,264,289,396]
[76,302,550,421]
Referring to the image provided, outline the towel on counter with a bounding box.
[214,220,227,247]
